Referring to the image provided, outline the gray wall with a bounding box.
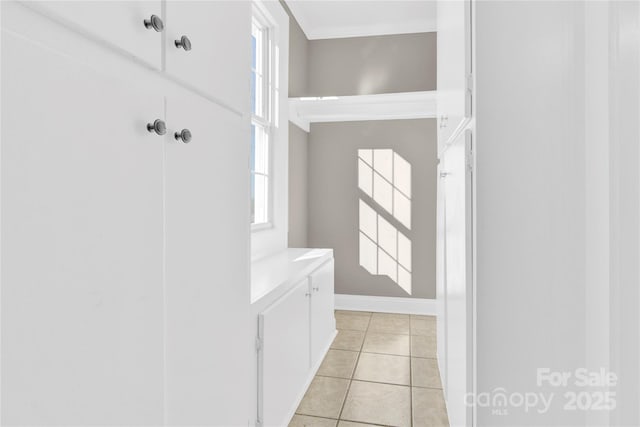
[281,0,310,248]
[288,123,308,247]
[279,0,309,97]
[308,33,436,96]
[308,119,437,298]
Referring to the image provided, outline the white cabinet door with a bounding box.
[165,1,251,113]
[436,161,448,396]
[1,32,164,425]
[259,279,311,427]
[27,1,163,69]
[443,130,473,427]
[164,93,250,426]
[310,259,336,367]
[437,0,471,151]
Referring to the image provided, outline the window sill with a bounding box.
[251,222,274,233]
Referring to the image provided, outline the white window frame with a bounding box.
[250,0,288,261]
[251,8,276,231]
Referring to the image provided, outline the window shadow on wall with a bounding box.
[357,149,412,295]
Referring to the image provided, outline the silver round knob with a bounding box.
[144,15,164,32]
[175,35,192,51]
[175,129,192,143]
[147,119,166,135]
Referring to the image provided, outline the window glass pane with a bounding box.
[251,34,256,69]
[251,71,256,116]
[254,174,268,224]
[254,73,263,117]
[250,175,255,223]
[253,125,268,174]
[250,124,256,172]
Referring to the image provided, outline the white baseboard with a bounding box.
[334,294,437,316]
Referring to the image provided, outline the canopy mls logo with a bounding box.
[357,149,412,295]
[465,368,618,415]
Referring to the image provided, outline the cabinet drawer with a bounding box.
[27,0,162,69]
[165,0,250,112]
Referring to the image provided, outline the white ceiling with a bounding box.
[285,1,437,40]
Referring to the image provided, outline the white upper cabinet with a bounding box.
[1,32,165,425]
[165,1,251,113]
[27,1,163,69]
[437,0,471,151]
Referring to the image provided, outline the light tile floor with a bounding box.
[289,311,450,427]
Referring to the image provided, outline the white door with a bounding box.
[437,0,471,151]
[443,130,474,427]
[259,279,311,427]
[165,0,251,113]
[26,0,163,69]
[310,260,336,367]
[1,32,164,425]
[164,93,251,426]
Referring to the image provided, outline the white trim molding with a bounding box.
[334,294,437,316]
[289,91,437,132]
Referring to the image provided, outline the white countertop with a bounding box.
[251,248,333,305]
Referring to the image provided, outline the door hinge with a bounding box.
[466,73,474,93]
[255,336,262,353]
[256,418,263,427]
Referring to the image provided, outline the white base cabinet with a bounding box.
[254,255,336,427]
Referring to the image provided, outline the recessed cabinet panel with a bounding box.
[1,32,164,425]
[310,260,336,367]
[165,0,251,113]
[259,279,311,427]
[164,93,250,426]
[28,1,163,69]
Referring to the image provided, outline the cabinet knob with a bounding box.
[175,129,192,143]
[147,119,166,136]
[144,15,164,32]
[175,35,192,51]
[313,286,319,292]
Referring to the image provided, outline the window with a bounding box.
[251,13,273,226]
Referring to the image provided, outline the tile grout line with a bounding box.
[336,312,371,422]
[410,323,413,427]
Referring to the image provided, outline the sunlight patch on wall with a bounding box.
[358,149,413,294]
[358,149,412,229]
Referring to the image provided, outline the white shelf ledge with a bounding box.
[288,91,437,132]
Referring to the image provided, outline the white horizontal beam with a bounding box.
[289,91,437,132]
